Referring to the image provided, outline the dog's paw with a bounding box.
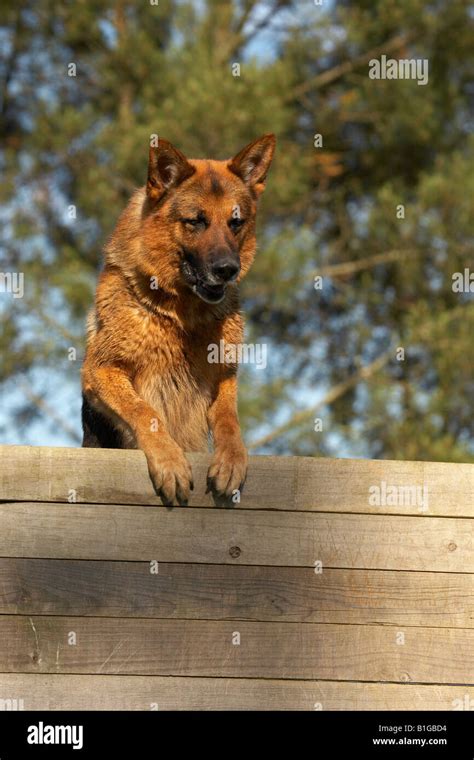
[207,443,248,498]
[145,444,194,506]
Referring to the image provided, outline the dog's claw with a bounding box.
[207,445,248,499]
[145,445,193,507]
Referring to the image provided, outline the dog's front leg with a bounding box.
[82,363,193,505]
[207,373,248,498]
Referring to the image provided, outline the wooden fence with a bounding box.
[0,445,472,710]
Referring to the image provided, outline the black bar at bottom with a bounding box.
[0,710,472,757]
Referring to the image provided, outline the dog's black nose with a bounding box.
[211,258,240,283]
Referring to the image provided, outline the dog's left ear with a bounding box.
[147,139,195,202]
[228,134,276,195]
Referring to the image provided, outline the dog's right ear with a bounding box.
[147,139,195,201]
[228,134,276,196]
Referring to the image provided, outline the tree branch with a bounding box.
[18,378,82,444]
[287,32,412,102]
[229,0,290,57]
[248,348,393,450]
[233,0,259,37]
[314,248,416,278]
[248,301,473,451]
[314,242,472,279]
[35,305,79,345]
[0,9,22,121]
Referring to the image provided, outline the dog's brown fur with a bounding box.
[81,134,275,505]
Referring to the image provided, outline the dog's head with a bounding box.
[141,135,275,304]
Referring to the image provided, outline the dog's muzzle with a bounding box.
[181,251,240,304]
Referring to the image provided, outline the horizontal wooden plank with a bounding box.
[1,445,472,516]
[1,616,473,683]
[1,558,472,628]
[0,503,472,572]
[0,673,473,710]
[0,446,295,510]
[295,456,474,517]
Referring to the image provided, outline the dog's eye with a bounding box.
[228,218,245,232]
[181,218,204,227]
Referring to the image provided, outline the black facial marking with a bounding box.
[169,198,182,221]
[208,167,224,197]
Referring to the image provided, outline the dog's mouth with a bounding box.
[192,280,226,304]
[180,259,227,304]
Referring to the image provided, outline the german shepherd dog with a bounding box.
[81,134,275,506]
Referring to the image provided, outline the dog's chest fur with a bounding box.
[84,266,243,453]
[126,310,220,452]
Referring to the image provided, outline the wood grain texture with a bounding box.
[0,673,472,710]
[1,558,472,628]
[0,502,472,572]
[1,445,472,516]
[1,445,472,707]
[0,616,473,683]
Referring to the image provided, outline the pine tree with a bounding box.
[0,0,472,461]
